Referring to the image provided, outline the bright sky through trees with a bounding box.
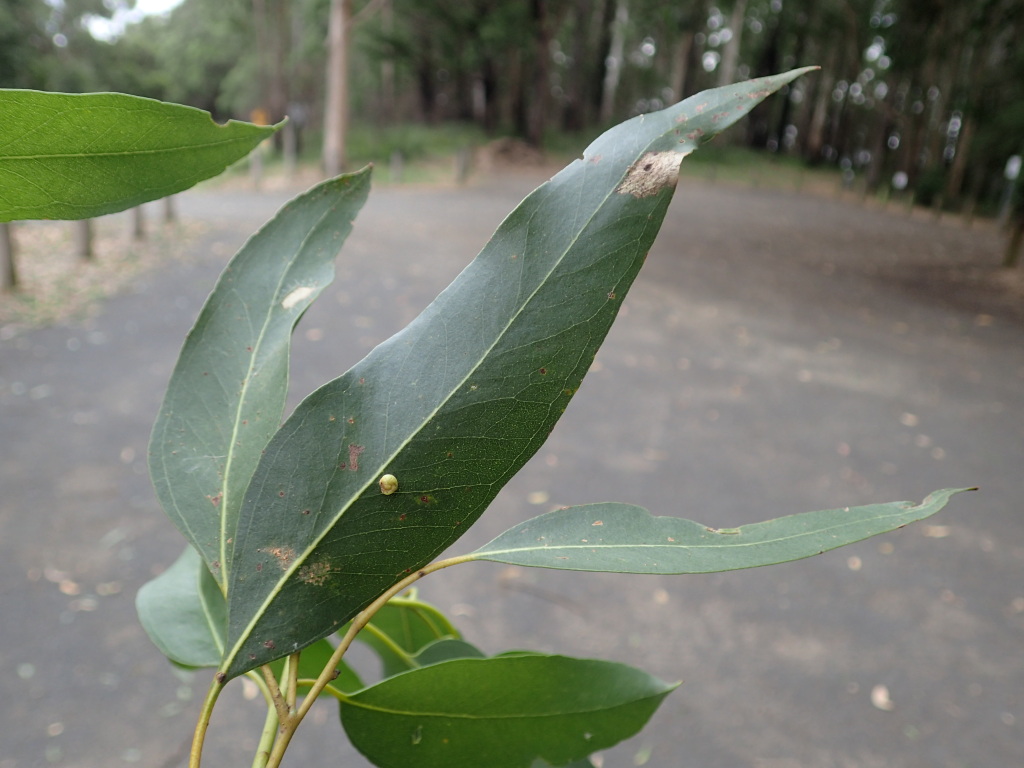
[88,0,184,41]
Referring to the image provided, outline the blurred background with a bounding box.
[2,3,1023,768]
[2,0,1023,233]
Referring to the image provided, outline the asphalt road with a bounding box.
[1,167,1021,768]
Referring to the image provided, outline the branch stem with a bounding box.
[189,674,226,768]
[262,554,474,768]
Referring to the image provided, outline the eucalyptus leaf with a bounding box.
[148,168,371,587]
[0,90,277,221]
[468,489,973,573]
[356,598,462,678]
[223,68,817,678]
[136,545,225,668]
[339,655,676,768]
[409,638,486,668]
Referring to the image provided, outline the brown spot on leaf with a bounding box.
[617,151,690,198]
[259,546,295,570]
[299,561,332,586]
[347,444,365,471]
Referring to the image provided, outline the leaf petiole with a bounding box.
[262,553,475,768]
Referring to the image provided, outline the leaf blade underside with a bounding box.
[223,69,817,678]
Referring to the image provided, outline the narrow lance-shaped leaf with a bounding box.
[339,655,677,768]
[467,489,973,573]
[223,68,816,678]
[149,169,371,588]
[0,90,277,222]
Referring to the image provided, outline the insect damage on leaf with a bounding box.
[379,474,399,495]
[617,150,691,198]
[281,285,315,309]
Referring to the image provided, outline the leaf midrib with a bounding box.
[345,694,664,720]
[1,138,257,163]
[476,506,920,558]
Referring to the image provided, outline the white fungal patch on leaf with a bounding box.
[281,286,315,310]
[616,150,691,198]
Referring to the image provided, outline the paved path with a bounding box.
[1,169,1021,768]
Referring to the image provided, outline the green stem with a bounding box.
[261,663,289,721]
[250,697,279,768]
[262,554,474,768]
[189,673,226,768]
[244,668,279,768]
[285,652,301,710]
[360,622,416,670]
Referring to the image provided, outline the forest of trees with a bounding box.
[3,0,1024,221]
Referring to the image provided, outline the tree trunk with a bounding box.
[1003,213,1024,269]
[526,0,551,147]
[670,31,695,102]
[379,0,396,122]
[323,0,351,176]
[717,0,747,87]
[943,115,974,209]
[0,222,17,293]
[599,0,628,124]
[803,54,835,163]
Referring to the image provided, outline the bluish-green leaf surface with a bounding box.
[136,545,225,668]
[148,168,371,589]
[0,90,277,221]
[339,655,676,768]
[222,68,816,678]
[469,489,971,573]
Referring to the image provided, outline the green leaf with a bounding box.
[223,68,816,678]
[148,168,371,588]
[136,545,225,668]
[531,759,596,768]
[0,90,277,222]
[356,597,462,678]
[409,638,486,668]
[267,639,363,696]
[468,489,973,573]
[339,655,677,768]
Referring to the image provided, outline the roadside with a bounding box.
[1,162,1021,768]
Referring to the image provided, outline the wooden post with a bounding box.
[74,219,94,260]
[131,206,146,241]
[163,196,177,224]
[0,222,17,293]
